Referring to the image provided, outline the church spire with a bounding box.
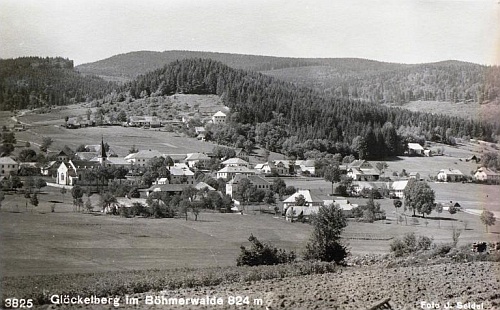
[99,136,107,165]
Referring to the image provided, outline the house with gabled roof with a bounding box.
[217,166,256,179]
[437,168,465,182]
[474,167,500,183]
[185,152,211,168]
[346,160,380,181]
[222,157,249,167]
[168,166,195,184]
[407,143,425,156]
[0,157,18,177]
[225,174,271,197]
[390,180,409,199]
[212,111,226,124]
[125,149,164,167]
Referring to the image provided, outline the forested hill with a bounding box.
[77,50,402,80]
[122,58,497,159]
[264,60,500,104]
[77,51,500,105]
[0,57,117,111]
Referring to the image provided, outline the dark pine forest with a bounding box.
[126,58,498,159]
[0,57,117,111]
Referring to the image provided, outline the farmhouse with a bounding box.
[128,116,163,127]
[185,152,211,168]
[212,111,226,124]
[255,161,288,176]
[390,180,409,199]
[41,160,58,176]
[221,157,249,167]
[282,190,324,214]
[407,143,425,156]
[225,174,271,197]
[296,159,316,175]
[0,157,19,177]
[142,184,188,197]
[125,149,164,167]
[323,198,359,217]
[474,167,500,183]
[346,160,380,181]
[168,166,195,184]
[437,168,465,182]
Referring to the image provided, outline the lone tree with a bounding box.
[480,209,496,233]
[303,204,348,264]
[71,185,84,212]
[323,164,341,196]
[403,179,435,217]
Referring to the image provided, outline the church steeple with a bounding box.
[98,137,107,165]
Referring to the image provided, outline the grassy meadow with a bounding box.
[1,184,499,279]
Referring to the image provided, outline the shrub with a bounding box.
[236,234,296,266]
[390,233,433,257]
[303,204,348,264]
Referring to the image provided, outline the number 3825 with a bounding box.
[4,298,34,308]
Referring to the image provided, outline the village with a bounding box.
[2,107,500,224]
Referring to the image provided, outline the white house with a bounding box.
[125,149,164,167]
[212,111,226,124]
[346,160,380,181]
[221,157,249,167]
[390,180,408,199]
[437,168,465,182]
[407,143,425,156]
[474,167,500,183]
[0,157,18,177]
[255,161,288,175]
[217,166,256,179]
[185,153,211,168]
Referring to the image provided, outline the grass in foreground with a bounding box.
[1,261,338,306]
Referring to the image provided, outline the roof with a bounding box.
[71,160,101,169]
[222,158,249,166]
[300,159,315,167]
[391,180,409,191]
[194,182,216,191]
[217,166,256,174]
[408,143,424,150]
[145,184,189,192]
[228,174,270,186]
[439,168,463,175]
[213,111,226,117]
[75,152,96,160]
[283,190,324,204]
[185,153,210,161]
[476,167,500,176]
[106,157,131,166]
[168,166,194,176]
[0,157,18,164]
[125,149,164,160]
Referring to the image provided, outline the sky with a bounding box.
[1,0,499,65]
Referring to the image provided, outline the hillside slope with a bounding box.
[76,51,500,105]
[0,57,117,111]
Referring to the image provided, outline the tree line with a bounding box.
[0,57,117,111]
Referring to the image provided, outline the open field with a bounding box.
[6,124,218,157]
[129,261,500,309]
[385,100,500,123]
[1,186,499,279]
